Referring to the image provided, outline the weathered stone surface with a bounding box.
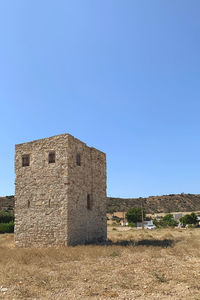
[14,133,107,247]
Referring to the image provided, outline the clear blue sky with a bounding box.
[0,1,200,198]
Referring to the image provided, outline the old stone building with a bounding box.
[14,134,107,247]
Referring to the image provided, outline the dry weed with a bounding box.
[0,229,200,299]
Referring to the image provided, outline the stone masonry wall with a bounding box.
[14,134,107,247]
[67,135,107,245]
[15,135,69,247]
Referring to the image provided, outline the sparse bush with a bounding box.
[161,214,178,227]
[0,221,14,233]
[0,211,14,223]
[110,251,119,257]
[128,222,136,227]
[152,271,167,283]
[153,219,160,228]
[153,214,178,228]
[180,213,198,226]
[187,224,196,228]
[107,208,115,215]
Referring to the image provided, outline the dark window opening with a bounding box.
[28,200,30,208]
[87,194,93,210]
[76,153,81,166]
[49,152,55,163]
[22,155,30,167]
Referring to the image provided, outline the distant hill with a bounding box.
[0,195,14,213]
[107,193,200,214]
[1,193,200,214]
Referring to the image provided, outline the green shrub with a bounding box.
[153,219,160,227]
[161,214,178,227]
[187,224,196,228]
[110,251,119,257]
[0,211,14,223]
[126,207,146,223]
[180,213,198,226]
[0,221,14,234]
[153,214,178,228]
[128,222,136,227]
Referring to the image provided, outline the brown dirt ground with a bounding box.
[0,228,200,299]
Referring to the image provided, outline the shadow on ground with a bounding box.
[108,239,174,247]
[86,239,175,248]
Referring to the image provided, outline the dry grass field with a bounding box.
[0,228,200,299]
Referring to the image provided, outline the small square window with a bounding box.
[76,153,81,166]
[22,155,30,167]
[48,152,55,164]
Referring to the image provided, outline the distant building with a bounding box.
[173,213,184,220]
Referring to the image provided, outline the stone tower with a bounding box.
[14,134,107,247]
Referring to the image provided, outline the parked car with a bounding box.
[146,224,156,230]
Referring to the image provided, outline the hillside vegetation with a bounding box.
[1,193,200,214]
[0,196,14,213]
[107,193,200,213]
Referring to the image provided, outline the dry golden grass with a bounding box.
[0,228,200,299]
